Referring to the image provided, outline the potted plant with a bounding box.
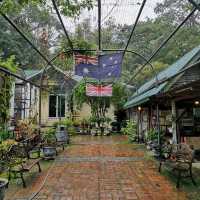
[73,120,81,134]
[16,119,36,141]
[42,128,57,159]
[81,118,89,135]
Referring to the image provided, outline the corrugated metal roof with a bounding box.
[24,68,81,83]
[124,45,200,109]
[138,45,200,94]
[124,83,167,109]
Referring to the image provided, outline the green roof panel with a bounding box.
[24,69,41,78]
[124,83,167,109]
[136,45,200,95]
[124,45,200,109]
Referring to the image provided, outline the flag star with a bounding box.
[114,60,118,64]
[83,68,89,74]
[109,57,113,60]
[108,72,112,76]
[102,63,106,68]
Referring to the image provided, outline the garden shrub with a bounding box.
[53,119,73,128]
[122,121,137,142]
[146,129,165,143]
[146,129,158,141]
[0,130,10,142]
[67,126,76,136]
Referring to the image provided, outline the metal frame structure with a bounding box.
[0,0,198,87]
[0,0,199,127]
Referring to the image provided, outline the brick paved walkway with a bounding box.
[5,135,186,200]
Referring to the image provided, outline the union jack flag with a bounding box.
[86,84,112,97]
[75,54,98,65]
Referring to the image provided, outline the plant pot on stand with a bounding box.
[42,145,57,160]
[42,129,57,160]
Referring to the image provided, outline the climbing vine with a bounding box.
[0,55,18,129]
[72,80,129,128]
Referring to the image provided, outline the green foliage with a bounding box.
[154,0,197,26]
[0,0,94,17]
[146,129,158,141]
[0,130,11,142]
[67,126,76,136]
[122,121,137,142]
[53,119,73,128]
[111,82,130,110]
[73,80,129,110]
[72,120,81,127]
[0,55,18,72]
[43,128,56,144]
[146,129,165,143]
[0,56,18,129]
[73,80,129,129]
[88,116,111,127]
[0,139,17,152]
[73,81,87,110]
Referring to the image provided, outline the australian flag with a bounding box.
[74,52,123,80]
[98,52,123,80]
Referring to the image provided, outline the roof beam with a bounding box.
[51,0,74,51]
[123,0,147,56]
[128,7,197,84]
[0,66,41,88]
[98,0,102,51]
[0,11,71,80]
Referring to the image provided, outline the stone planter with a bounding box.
[42,146,57,160]
[0,178,8,200]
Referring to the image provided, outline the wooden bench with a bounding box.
[21,134,43,158]
[6,143,42,188]
[158,143,196,188]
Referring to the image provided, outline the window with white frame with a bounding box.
[49,94,65,117]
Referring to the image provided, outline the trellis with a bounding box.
[0,0,200,128]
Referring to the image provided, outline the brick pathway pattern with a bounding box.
[5,135,186,200]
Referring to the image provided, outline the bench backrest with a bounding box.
[167,143,193,163]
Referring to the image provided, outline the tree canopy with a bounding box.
[0,0,200,90]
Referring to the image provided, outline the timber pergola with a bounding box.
[0,0,200,128]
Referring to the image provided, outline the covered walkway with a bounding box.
[5,136,186,200]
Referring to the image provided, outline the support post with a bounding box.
[137,107,143,143]
[172,100,177,144]
[156,104,161,146]
[148,106,152,131]
[39,88,42,128]
[137,110,140,143]
[98,0,101,51]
